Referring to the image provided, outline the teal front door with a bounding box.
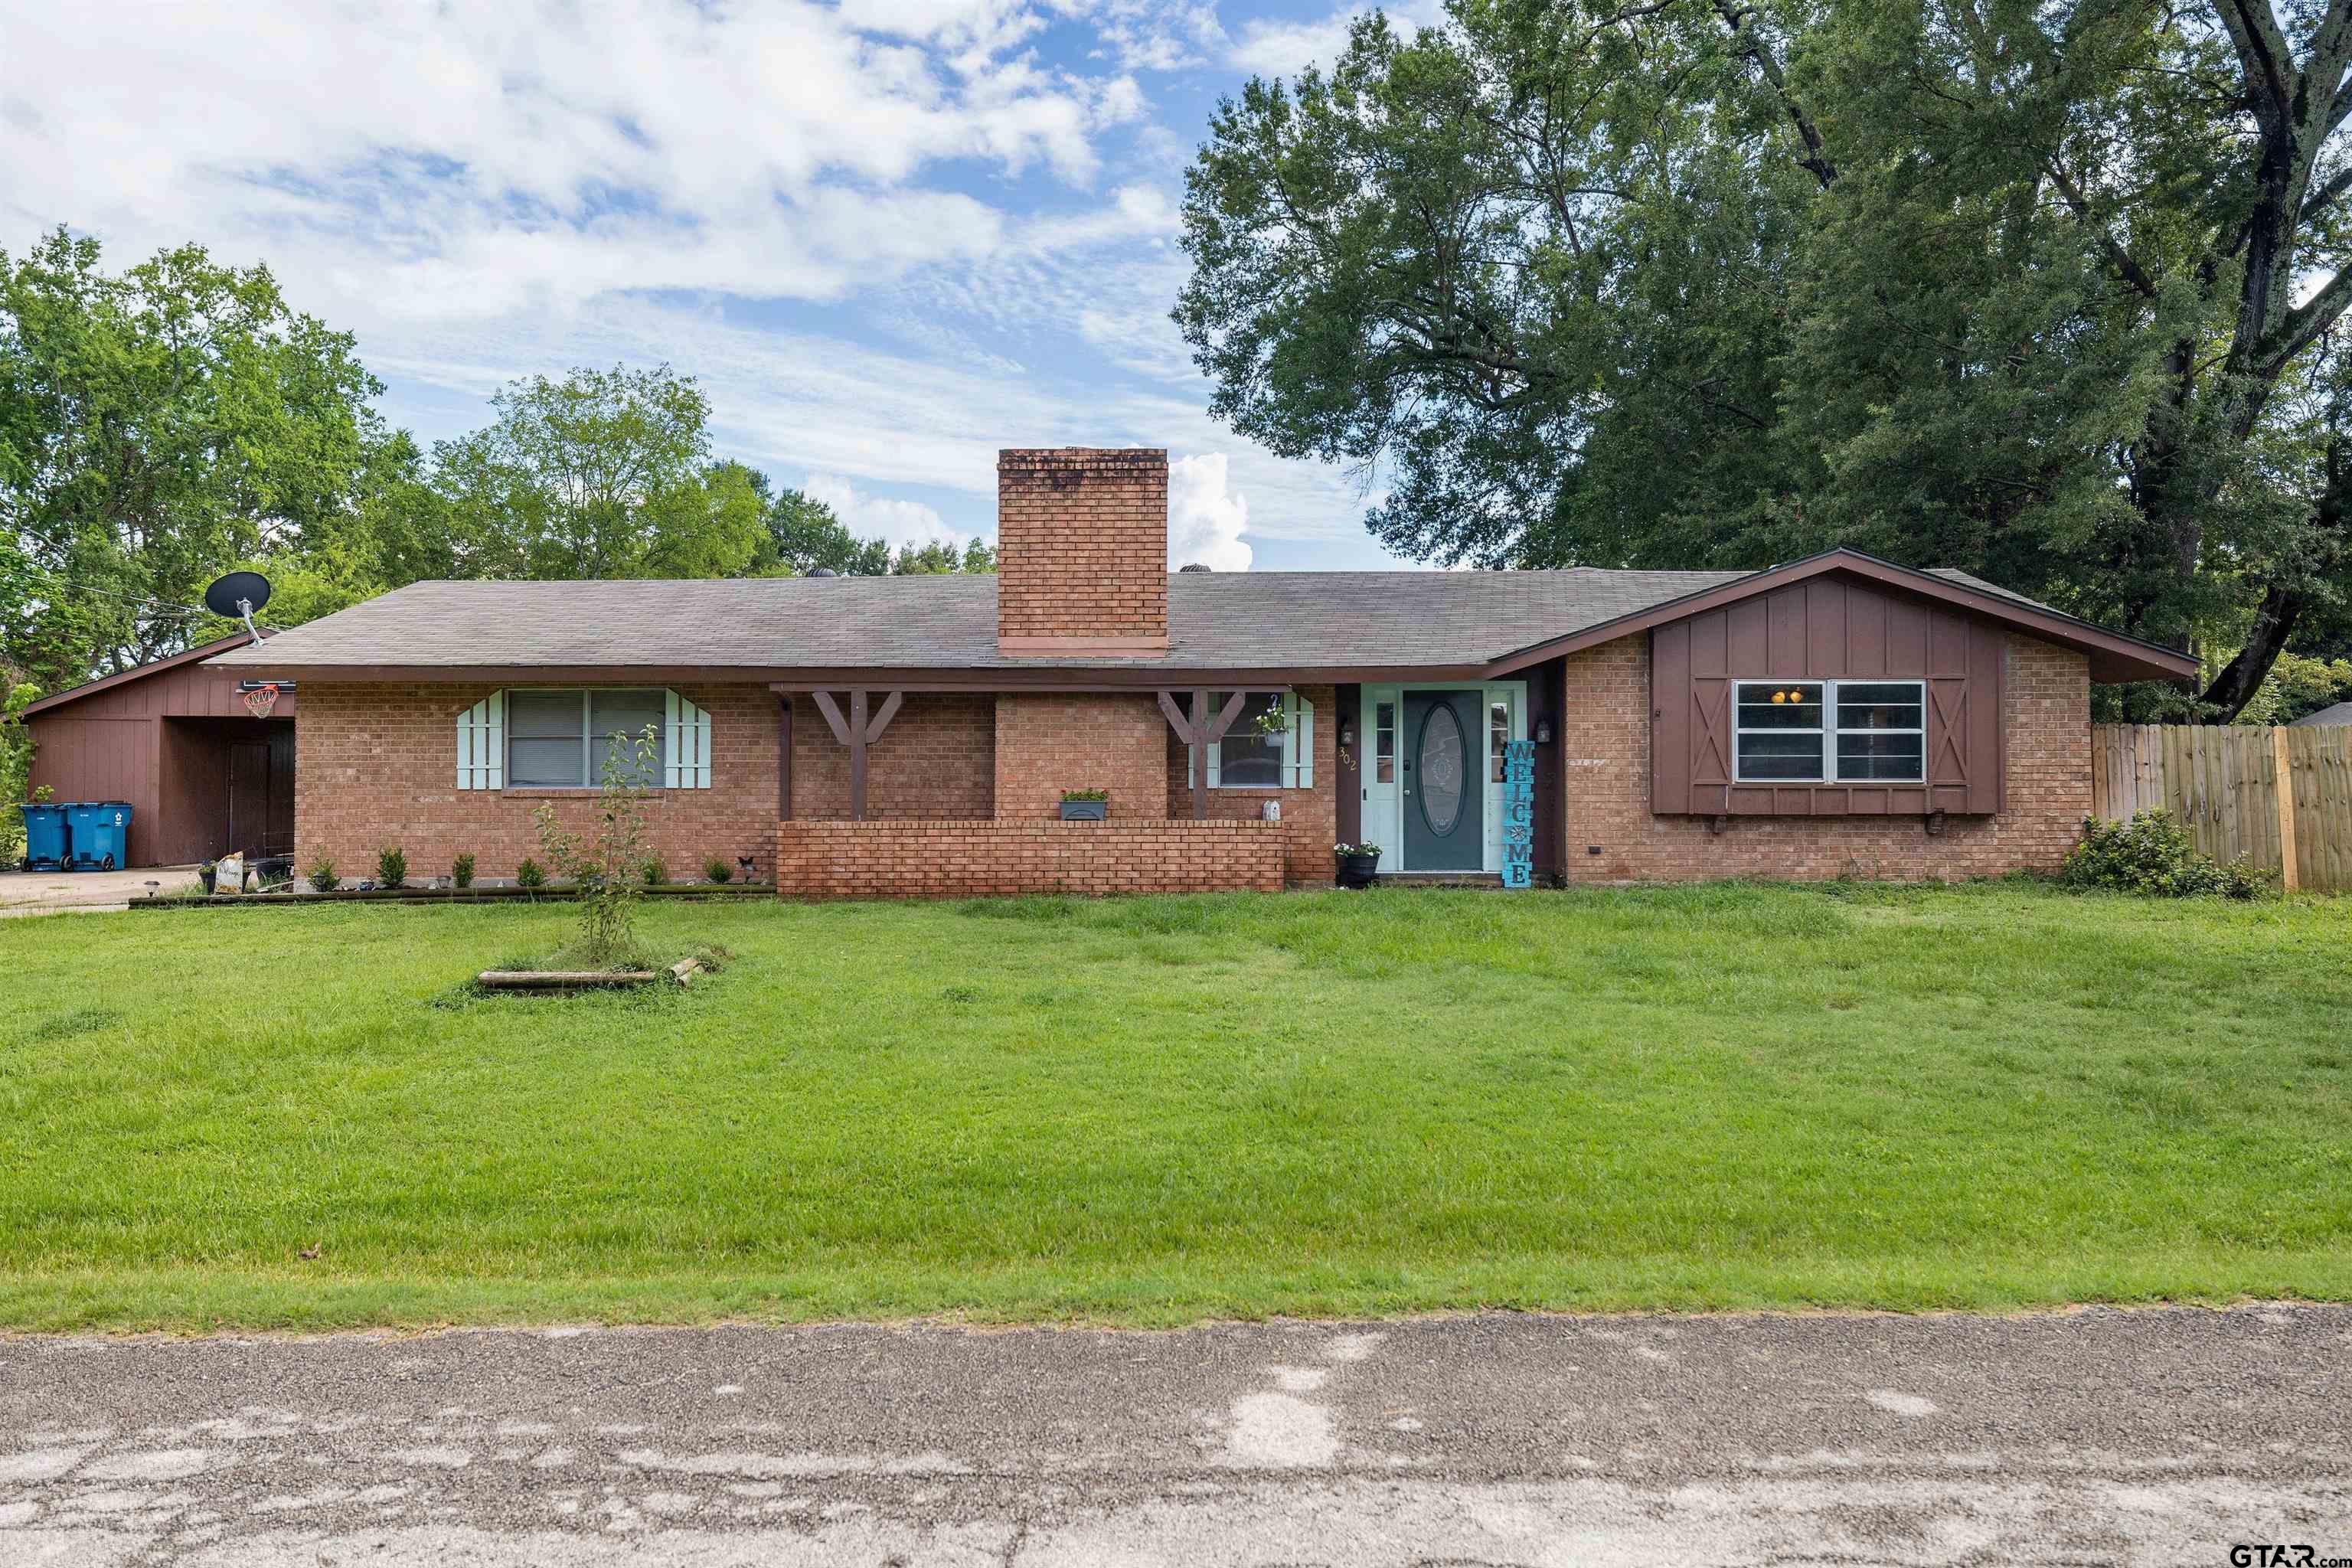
[1402,690,1483,871]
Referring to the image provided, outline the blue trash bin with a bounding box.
[20,802,68,871]
[64,802,132,871]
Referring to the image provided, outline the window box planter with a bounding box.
[1059,798,1108,822]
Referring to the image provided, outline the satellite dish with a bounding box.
[203,570,273,643]
[204,570,273,619]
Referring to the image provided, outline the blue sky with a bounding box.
[1,0,1450,570]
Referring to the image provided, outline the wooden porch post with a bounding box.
[850,689,870,821]
[1191,688,1209,821]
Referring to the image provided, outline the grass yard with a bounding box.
[2,881,2348,1331]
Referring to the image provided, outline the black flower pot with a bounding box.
[1060,799,1108,822]
[1336,851,1380,888]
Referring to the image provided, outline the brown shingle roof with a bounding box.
[212,568,1769,674]
[208,554,2176,681]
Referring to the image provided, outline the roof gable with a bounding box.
[1483,550,2199,685]
[22,631,266,718]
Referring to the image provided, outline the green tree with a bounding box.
[0,228,390,691]
[756,482,994,575]
[0,678,36,861]
[433,364,764,581]
[1176,0,2352,718]
[760,485,890,575]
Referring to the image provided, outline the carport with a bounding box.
[20,632,296,867]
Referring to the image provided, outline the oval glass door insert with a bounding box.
[1419,702,1465,834]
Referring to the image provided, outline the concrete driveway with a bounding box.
[0,864,199,916]
[1,1305,2346,1565]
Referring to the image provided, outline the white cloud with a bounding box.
[1227,0,1446,78]
[370,292,1372,545]
[0,0,1123,322]
[1168,452,1253,570]
[0,0,1413,566]
[802,474,969,552]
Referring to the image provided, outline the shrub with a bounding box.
[703,854,733,884]
[1060,788,1109,802]
[376,845,407,890]
[2061,810,2268,900]
[452,852,475,890]
[641,856,668,887]
[305,857,338,893]
[531,725,656,962]
[514,857,546,890]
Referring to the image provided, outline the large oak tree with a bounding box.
[1177,0,2352,716]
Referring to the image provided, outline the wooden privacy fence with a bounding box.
[2091,724,2352,892]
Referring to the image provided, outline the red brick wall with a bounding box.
[994,693,1168,819]
[792,694,995,820]
[995,449,1169,650]
[774,819,1285,897]
[1557,632,2089,882]
[1161,684,1341,886]
[296,682,781,883]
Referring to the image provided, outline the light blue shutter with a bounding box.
[664,690,711,789]
[457,692,504,789]
[1285,693,1315,789]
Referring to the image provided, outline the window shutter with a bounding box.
[665,690,711,789]
[1285,693,1315,789]
[457,692,504,790]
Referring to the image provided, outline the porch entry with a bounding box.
[1360,683,1525,874]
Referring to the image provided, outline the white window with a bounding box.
[1194,691,1315,789]
[457,688,711,790]
[1733,681,1925,783]
[1372,700,1396,784]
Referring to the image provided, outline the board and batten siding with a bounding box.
[1650,577,2004,817]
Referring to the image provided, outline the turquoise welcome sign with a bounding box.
[1503,739,1534,887]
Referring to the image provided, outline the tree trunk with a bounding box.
[2198,581,2305,720]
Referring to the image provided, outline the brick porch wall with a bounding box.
[774,819,1285,898]
[791,693,995,820]
[992,692,1168,820]
[1557,632,2090,882]
[294,681,781,884]
[1161,684,1341,887]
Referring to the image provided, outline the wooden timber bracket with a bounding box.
[1156,688,1256,822]
[806,689,904,820]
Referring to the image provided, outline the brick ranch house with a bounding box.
[208,447,2198,895]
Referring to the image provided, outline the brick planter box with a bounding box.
[774,819,1286,899]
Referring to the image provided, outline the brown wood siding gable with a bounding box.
[1651,577,2004,817]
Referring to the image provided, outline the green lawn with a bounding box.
[2,882,2348,1331]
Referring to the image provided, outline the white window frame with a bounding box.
[504,688,670,791]
[1194,691,1314,789]
[1731,679,1926,784]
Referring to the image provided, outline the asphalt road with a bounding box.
[2,1305,2346,1565]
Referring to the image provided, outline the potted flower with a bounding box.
[1060,788,1109,822]
[1334,841,1381,888]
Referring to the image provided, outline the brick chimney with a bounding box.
[995,448,1169,656]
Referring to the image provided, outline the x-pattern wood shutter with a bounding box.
[1927,678,1969,790]
[665,690,711,789]
[1690,678,1732,805]
[457,692,504,790]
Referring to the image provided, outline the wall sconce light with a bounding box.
[1338,717,1356,748]
[1534,718,1553,745]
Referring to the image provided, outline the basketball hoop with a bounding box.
[241,683,280,719]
